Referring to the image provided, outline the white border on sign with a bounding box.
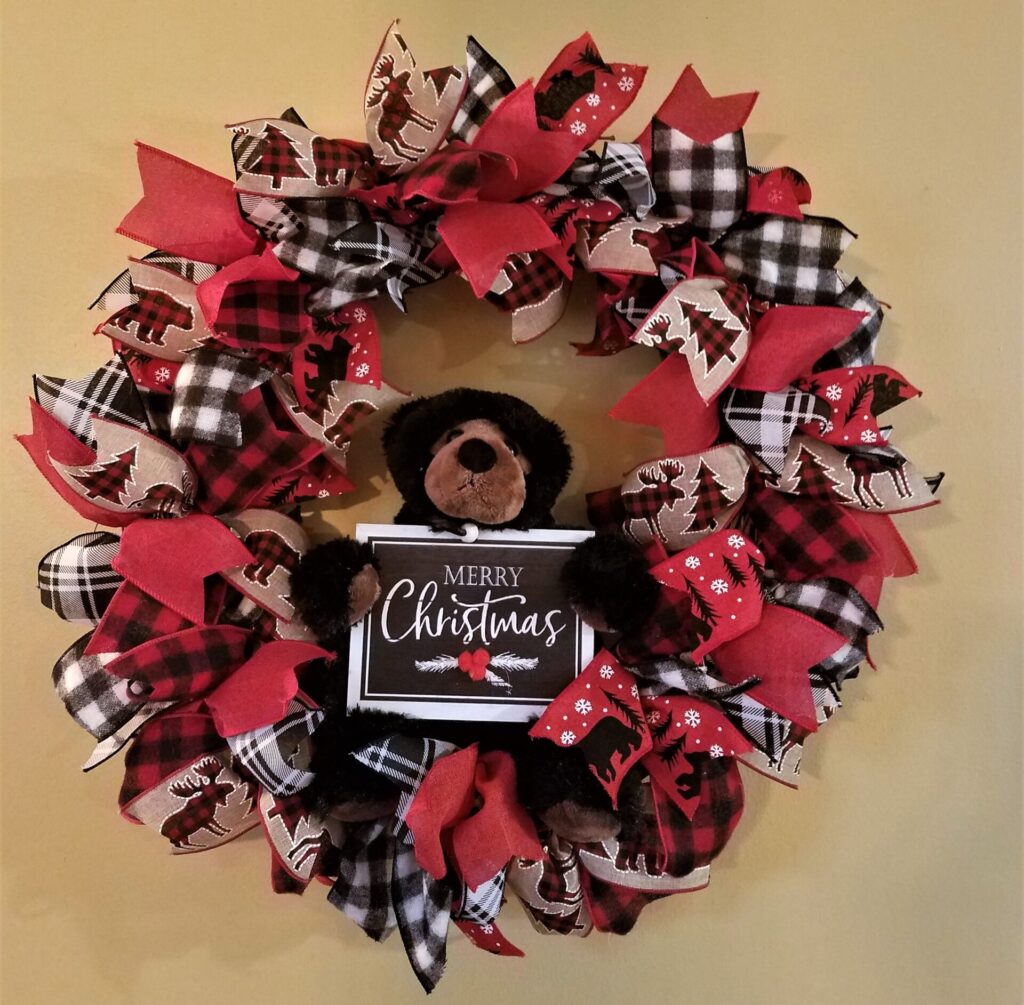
[347,523,596,722]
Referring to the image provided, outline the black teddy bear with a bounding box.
[291,388,661,842]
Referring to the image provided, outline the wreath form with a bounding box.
[20,24,943,993]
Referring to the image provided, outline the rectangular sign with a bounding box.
[348,524,595,722]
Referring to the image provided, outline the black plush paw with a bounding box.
[561,534,660,637]
[290,538,380,650]
[513,735,621,842]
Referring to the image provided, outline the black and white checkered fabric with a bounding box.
[329,819,398,941]
[650,119,747,240]
[453,870,506,926]
[716,214,855,305]
[384,219,446,312]
[242,196,305,242]
[33,356,150,449]
[392,840,453,992]
[90,254,218,312]
[812,641,864,686]
[133,383,174,440]
[813,277,884,370]
[449,36,515,144]
[170,348,271,447]
[721,387,832,474]
[81,701,172,772]
[51,634,135,740]
[809,669,842,725]
[631,656,760,702]
[328,818,453,993]
[226,702,325,797]
[38,532,122,624]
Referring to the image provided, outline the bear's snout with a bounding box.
[457,437,497,474]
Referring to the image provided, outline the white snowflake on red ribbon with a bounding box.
[570,120,587,136]
[825,383,843,401]
[352,306,368,323]
[710,744,724,758]
[355,362,370,378]
[860,429,878,443]
[586,93,601,107]
[598,664,614,679]
[710,578,729,595]
[727,534,746,548]
[618,75,635,91]
[574,698,593,715]
[685,555,701,569]
[684,708,701,727]
[560,730,576,745]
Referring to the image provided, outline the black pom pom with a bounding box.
[511,734,613,814]
[289,538,378,650]
[561,534,660,636]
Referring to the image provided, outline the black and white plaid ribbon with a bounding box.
[650,119,747,240]
[814,277,884,370]
[548,142,655,219]
[717,214,854,305]
[771,576,883,650]
[452,870,506,926]
[449,36,515,144]
[226,701,325,796]
[329,733,458,991]
[721,386,832,475]
[38,532,122,624]
[170,348,271,447]
[33,356,150,449]
[351,734,458,843]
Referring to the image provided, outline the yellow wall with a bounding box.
[2,2,1020,1002]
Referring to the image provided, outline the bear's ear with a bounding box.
[382,396,437,508]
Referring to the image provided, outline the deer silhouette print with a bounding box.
[845,452,912,508]
[366,56,437,162]
[160,759,236,849]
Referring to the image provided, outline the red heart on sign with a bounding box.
[457,649,491,682]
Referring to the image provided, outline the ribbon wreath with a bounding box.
[18,22,941,995]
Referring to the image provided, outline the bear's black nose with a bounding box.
[457,437,497,473]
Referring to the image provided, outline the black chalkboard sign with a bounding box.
[348,524,595,721]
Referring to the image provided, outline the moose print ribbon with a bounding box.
[530,650,653,806]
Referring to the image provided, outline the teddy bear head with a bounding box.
[382,388,572,529]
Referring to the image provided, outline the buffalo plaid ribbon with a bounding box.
[33,356,149,449]
[119,702,223,810]
[186,386,322,513]
[170,349,272,447]
[721,387,832,475]
[649,119,747,240]
[105,625,251,703]
[771,576,882,649]
[742,478,875,583]
[449,36,515,143]
[212,281,307,353]
[110,286,195,345]
[227,700,325,797]
[38,531,122,624]
[717,214,854,305]
[578,758,743,933]
[87,581,194,654]
[486,252,566,313]
[814,278,884,370]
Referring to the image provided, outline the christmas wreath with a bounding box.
[19,23,942,993]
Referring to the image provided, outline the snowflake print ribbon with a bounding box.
[530,650,653,806]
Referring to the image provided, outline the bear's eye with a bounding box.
[445,428,463,444]
[504,438,519,456]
